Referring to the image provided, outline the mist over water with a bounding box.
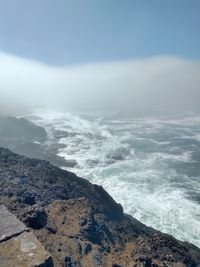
[29,109,200,248]
[0,52,200,116]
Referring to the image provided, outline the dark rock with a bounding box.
[83,243,92,255]
[139,256,152,266]
[23,205,47,229]
[81,218,102,244]
[79,217,87,226]
[0,147,200,267]
[0,116,47,142]
[0,115,76,169]
[64,256,73,267]
[23,194,36,205]
[77,243,82,254]
[65,159,77,167]
[53,129,70,139]
[106,147,130,162]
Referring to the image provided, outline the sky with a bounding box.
[0,0,199,115]
[0,0,199,65]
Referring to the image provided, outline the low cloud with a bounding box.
[0,52,200,116]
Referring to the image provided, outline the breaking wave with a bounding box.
[29,109,200,248]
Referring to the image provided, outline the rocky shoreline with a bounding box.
[0,147,200,266]
[0,115,200,266]
[0,115,76,168]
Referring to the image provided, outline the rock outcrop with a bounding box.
[0,147,200,266]
[0,116,73,168]
[0,116,47,142]
[0,205,53,267]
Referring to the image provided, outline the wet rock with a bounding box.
[43,153,77,168]
[64,159,77,167]
[106,147,130,161]
[86,159,101,166]
[53,130,70,139]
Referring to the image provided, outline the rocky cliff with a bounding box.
[0,147,200,267]
[0,116,74,168]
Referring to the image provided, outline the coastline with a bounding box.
[0,146,200,266]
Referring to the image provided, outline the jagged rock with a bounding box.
[0,232,53,267]
[0,148,200,266]
[0,205,53,267]
[23,205,47,229]
[106,147,130,162]
[0,205,27,242]
[53,130,70,139]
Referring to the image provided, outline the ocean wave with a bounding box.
[29,109,200,248]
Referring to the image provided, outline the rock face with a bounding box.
[0,205,53,267]
[0,116,74,168]
[0,147,200,267]
[0,116,47,142]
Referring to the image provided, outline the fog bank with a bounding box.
[0,52,200,116]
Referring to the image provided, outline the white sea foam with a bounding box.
[30,109,200,248]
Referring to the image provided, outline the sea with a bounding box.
[29,109,200,248]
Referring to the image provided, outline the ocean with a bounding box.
[30,109,200,248]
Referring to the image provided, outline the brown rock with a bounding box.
[0,205,53,267]
[0,232,53,267]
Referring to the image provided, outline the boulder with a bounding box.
[0,232,53,267]
[0,205,27,242]
[0,205,53,267]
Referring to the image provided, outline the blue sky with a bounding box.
[0,0,199,65]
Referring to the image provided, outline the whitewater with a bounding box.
[29,109,200,248]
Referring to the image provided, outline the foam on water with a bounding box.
[30,109,200,248]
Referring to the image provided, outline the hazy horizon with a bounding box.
[0,52,200,116]
[0,0,200,117]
